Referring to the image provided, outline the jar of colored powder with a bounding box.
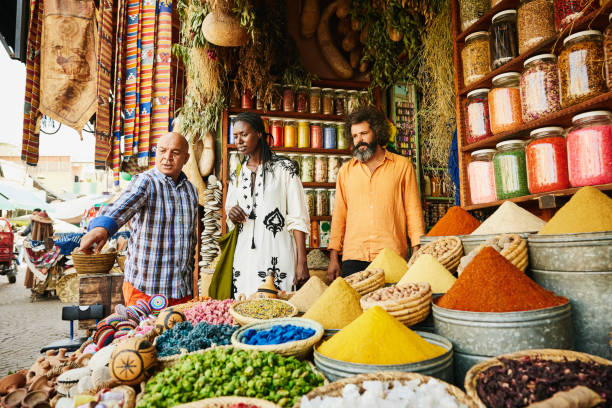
[336,123,348,149]
[494,140,530,199]
[296,86,309,113]
[311,122,323,148]
[297,120,310,148]
[301,155,314,183]
[314,155,328,183]
[489,72,523,134]
[520,54,561,122]
[465,88,492,144]
[283,85,295,112]
[270,119,284,147]
[567,110,612,187]
[284,120,297,148]
[323,122,337,149]
[468,149,497,204]
[526,126,569,194]
[461,31,491,87]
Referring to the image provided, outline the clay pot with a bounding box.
[26,350,69,385]
[0,372,26,395]
[201,10,249,47]
[2,388,27,408]
[255,275,279,299]
[27,377,52,395]
[21,390,48,408]
[31,403,51,408]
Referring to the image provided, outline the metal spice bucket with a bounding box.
[313,331,454,383]
[460,232,534,255]
[528,231,612,272]
[532,268,612,359]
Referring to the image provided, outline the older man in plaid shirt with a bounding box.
[79,132,198,306]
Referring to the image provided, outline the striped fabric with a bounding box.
[21,0,43,166]
[111,0,128,184]
[123,0,140,158]
[94,0,115,169]
[149,0,172,169]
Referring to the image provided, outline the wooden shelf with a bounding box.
[455,0,518,42]
[461,91,612,151]
[311,216,331,221]
[458,3,612,95]
[463,183,612,211]
[228,108,345,122]
[227,144,352,155]
[425,196,455,202]
[303,182,336,188]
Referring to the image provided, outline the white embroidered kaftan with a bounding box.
[225,157,310,298]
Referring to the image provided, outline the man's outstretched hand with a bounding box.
[78,227,109,254]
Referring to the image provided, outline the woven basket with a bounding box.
[230,318,324,359]
[464,349,612,408]
[175,396,280,408]
[293,371,474,408]
[345,269,385,296]
[408,237,463,273]
[72,250,117,274]
[230,299,298,326]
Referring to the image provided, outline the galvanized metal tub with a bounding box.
[461,232,534,255]
[432,302,574,356]
[528,231,612,272]
[532,268,612,358]
[321,329,339,340]
[454,351,489,389]
[313,331,454,383]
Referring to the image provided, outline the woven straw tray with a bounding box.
[175,396,280,408]
[230,299,298,326]
[72,250,117,274]
[464,348,612,408]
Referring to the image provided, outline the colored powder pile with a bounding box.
[427,206,481,236]
[471,201,546,235]
[317,306,446,365]
[303,277,362,329]
[368,248,409,283]
[289,276,328,313]
[398,254,457,293]
[538,187,612,235]
[437,247,567,312]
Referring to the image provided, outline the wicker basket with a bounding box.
[293,371,474,408]
[231,318,324,359]
[464,349,612,408]
[175,396,280,408]
[230,299,298,326]
[344,269,385,296]
[72,250,117,274]
[408,237,463,273]
[117,255,126,272]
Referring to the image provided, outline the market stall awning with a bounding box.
[0,179,49,211]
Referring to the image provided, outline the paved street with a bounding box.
[0,264,66,375]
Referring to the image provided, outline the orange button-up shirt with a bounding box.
[329,150,425,261]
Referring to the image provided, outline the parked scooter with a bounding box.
[0,218,18,284]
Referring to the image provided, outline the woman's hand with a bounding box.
[228,205,248,223]
[294,258,310,288]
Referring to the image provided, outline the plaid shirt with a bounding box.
[89,168,198,298]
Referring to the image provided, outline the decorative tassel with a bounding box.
[251,235,256,249]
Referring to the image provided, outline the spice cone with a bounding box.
[367,249,409,283]
[303,277,362,329]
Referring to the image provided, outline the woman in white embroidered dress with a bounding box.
[225,112,310,298]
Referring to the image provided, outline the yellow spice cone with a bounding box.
[368,248,409,283]
[398,254,457,293]
[303,277,362,329]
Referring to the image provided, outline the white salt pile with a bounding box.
[471,201,546,235]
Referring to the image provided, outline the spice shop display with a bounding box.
[344,269,385,296]
[462,32,491,87]
[283,85,295,112]
[315,189,329,217]
[520,54,561,122]
[303,277,363,330]
[301,155,314,183]
[399,254,457,293]
[465,89,493,144]
[407,236,463,273]
[566,110,612,187]
[313,155,328,183]
[296,86,309,113]
[270,119,284,147]
[289,276,328,313]
[494,140,530,199]
[321,89,334,115]
[427,206,481,236]
[242,89,254,109]
[395,99,418,164]
[346,90,359,113]
[297,121,310,148]
[517,0,555,54]
[309,87,321,114]
[310,122,323,149]
[459,0,490,32]
[559,30,607,108]
[489,73,523,134]
[468,149,498,204]
[327,155,340,183]
[283,120,297,148]
[490,10,519,69]
[605,14,612,89]
[336,123,347,150]
[304,188,315,216]
[231,299,297,325]
[137,348,325,407]
[334,89,345,116]
[458,233,529,274]
[183,299,235,326]
[360,282,433,327]
[322,123,337,149]
[526,127,570,193]
[239,324,317,346]
[424,202,455,233]
[471,200,547,234]
[554,0,597,31]
[437,247,567,312]
[155,321,237,357]
[367,248,409,283]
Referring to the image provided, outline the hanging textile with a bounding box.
[21,0,43,166]
[122,0,140,158]
[111,0,128,184]
[39,0,98,135]
[149,0,173,168]
[94,0,115,169]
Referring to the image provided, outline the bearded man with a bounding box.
[327,106,425,280]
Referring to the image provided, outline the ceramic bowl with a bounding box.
[2,388,27,408]
[0,372,26,395]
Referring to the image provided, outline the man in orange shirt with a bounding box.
[328,106,425,280]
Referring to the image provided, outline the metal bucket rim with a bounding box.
[313,353,454,374]
[432,301,571,323]
[461,232,535,242]
[531,268,612,275]
[528,230,612,243]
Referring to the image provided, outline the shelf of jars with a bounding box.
[228,108,345,122]
[226,144,351,155]
[425,196,455,202]
[452,0,612,208]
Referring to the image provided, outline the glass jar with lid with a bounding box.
[430,174,441,197]
[309,87,321,114]
[359,91,369,107]
[567,110,612,187]
[297,120,310,148]
[322,88,334,115]
[329,190,335,215]
[554,0,596,31]
[314,155,328,183]
[465,88,492,144]
[241,88,254,109]
[490,10,519,69]
[559,30,607,109]
[269,83,282,111]
[328,155,341,183]
[468,149,498,204]
[284,120,297,147]
[605,13,612,89]
[494,140,530,199]
[334,89,346,116]
[323,122,337,149]
[301,155,314,183]
[315,189,330,216]
[304,188,315,216]
[526,126,569,193]
[287,153,301,176]
[296,86,309,113]
[311,122,323,148]
[520,54,561,122]
[228,116,236,144]
[347,90,360,113]
[517,0,555,54]
[270,118,284,147]
[459,0,489,32]
[461,31,491,87]
[489,72,523,134]
[283,85,295,112]
[336,123,348,149]
[256,90,264,110]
